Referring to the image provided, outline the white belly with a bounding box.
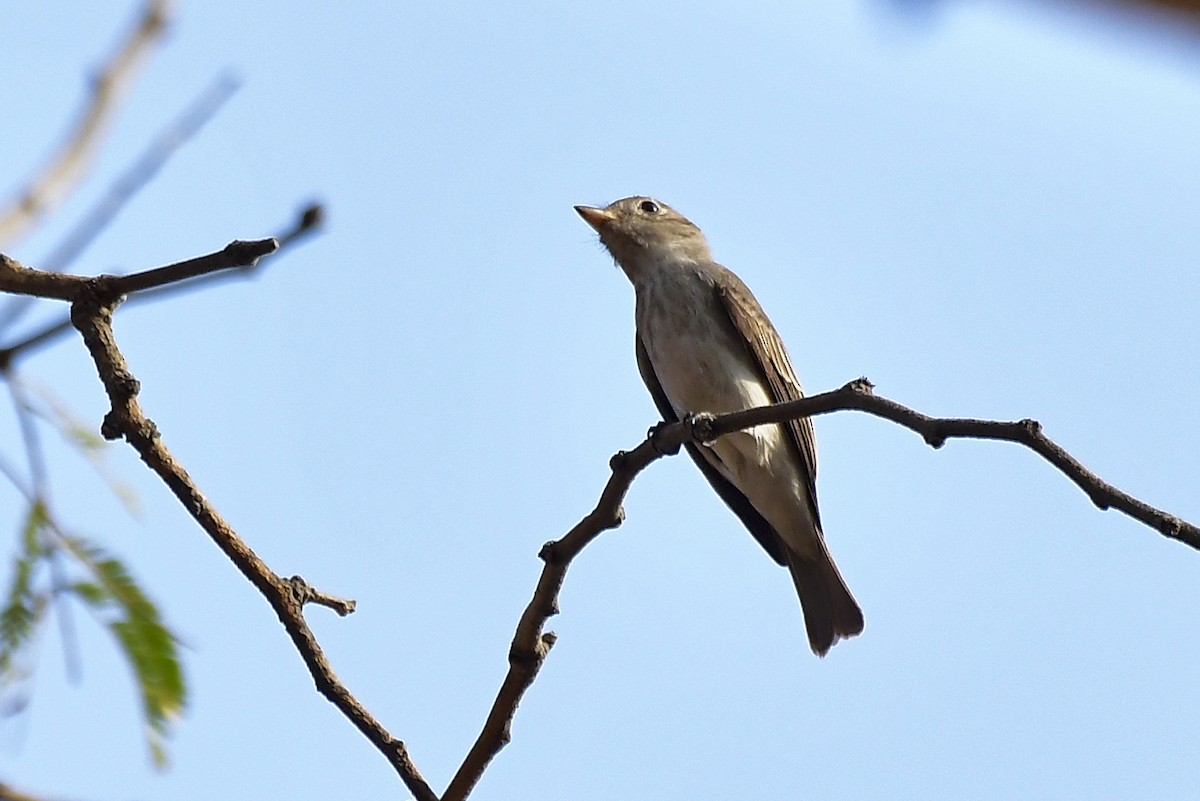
[635,268,816,543]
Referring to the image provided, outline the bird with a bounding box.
[575,196,863,656]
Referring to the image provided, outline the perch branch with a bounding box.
[698,378,1199,549]
[450,377,1198,800]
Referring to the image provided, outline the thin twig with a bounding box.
[131,202,323,301]
[6,373,48,494]
[0,204,323,368]
[0,1,173,246]
[67,291,436,801]
[4,376,83,683]
[13,379,139,514]
[284,576,357,617]
[46,73,242,276]
[443,447,638,801]
[0,72,241,336]
[0,239,276,311]
[102,238,279,294]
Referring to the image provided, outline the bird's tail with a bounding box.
[786,546,864,657]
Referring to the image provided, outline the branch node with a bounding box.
[284,575,357,616]
[508,642,538,667]
[285,574,312,605]
[1019,418,1042,436]
[114,370,141,399]
[141,418,160,440]
[225,237,279,269]
[538,540,562,565]
[70,284,124,326]
[1085,485,1112,510]
[923,426,947,449]
[100,410,125,441]
[90,275,118,300]
[609,450,630,471]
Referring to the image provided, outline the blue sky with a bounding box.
[2,2,1199,799]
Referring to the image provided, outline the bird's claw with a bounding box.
[685,412,717,445]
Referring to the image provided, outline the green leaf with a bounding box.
[111,615,185,767]
[1,500,185,765]
[60,534,187,767]
[68,580,106,605]
[0,502,47,669]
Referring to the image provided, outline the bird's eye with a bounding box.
[639,200,660,214]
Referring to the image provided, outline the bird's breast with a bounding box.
[635,269,771,418]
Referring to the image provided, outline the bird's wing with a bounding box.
[712,266,823,532]
[636,334,787,565]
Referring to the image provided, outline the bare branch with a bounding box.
[0,239,276,308]
[444,444,643,800]
[698,378,1200,550]
[66,291,436,801]
[0,204,322,367]
[0,255,89,302]
[129,202,323,299]
[103,238,280,294]
[450,377,1198,799]
[0,1,173,246]
[276,203,325,250]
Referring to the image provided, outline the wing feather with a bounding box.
[711,267,824,532]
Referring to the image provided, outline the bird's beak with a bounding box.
[574,205,614,232]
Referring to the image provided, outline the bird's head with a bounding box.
[575,197,712,281]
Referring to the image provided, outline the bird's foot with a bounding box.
[684,412,717,445]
